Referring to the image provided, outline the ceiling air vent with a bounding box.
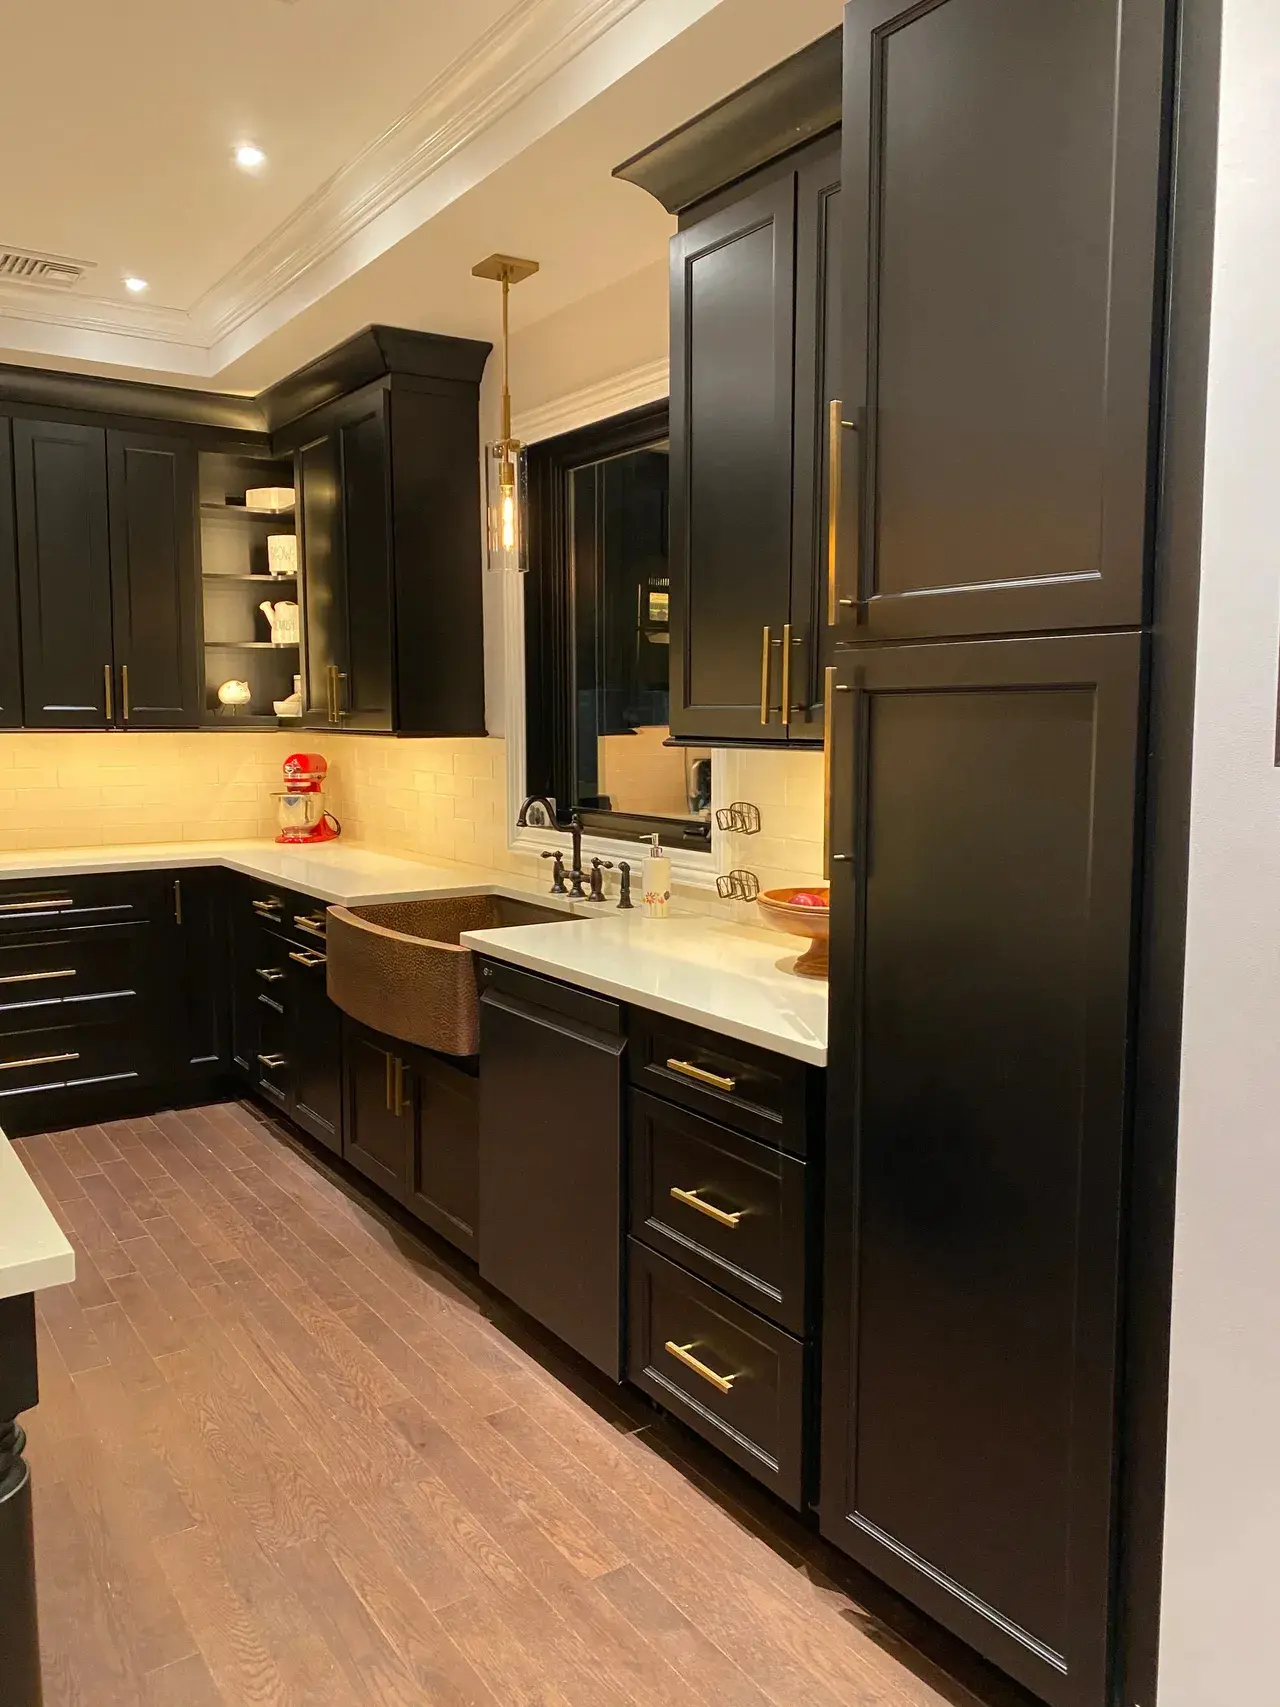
[0,249,94,289]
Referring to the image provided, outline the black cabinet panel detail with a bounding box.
[0,420,21,728]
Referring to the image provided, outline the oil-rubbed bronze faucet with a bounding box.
[518,796,587,898]
[588,857,614,903]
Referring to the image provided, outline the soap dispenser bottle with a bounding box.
[641,833,671,920]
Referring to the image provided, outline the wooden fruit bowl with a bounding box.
[756,886,830,979]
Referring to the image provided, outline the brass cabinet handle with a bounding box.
[334,670,347,722]
[664,1341,738,1395]
[326,663,336,723]
[252,897,283,918]
[0,898,72,914]
[288,949,326,968]
[121,663,130,725]
[665,1057,736,1093]
[780,622,793,729]
[293,914,326,938]
[823,664,835,878]
[104,663,114,722]
[384,1049,395,1113]
[173,878,182,925]
[393,1056,408,1118]
[255,966,286,982]
[669,1187,743,1229]
[827,400,859,624]
[257,1053,287,1070]
[0,968,75,986]
[0,1051,79,1073]
[759,626,772,726]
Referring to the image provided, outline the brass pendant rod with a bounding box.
[500,272,512,449]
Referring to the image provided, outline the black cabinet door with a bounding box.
[291,949,342,1155]
[834,0,1167,641]
[170,869,228,1080]
[410,1051,478,1258]
[821,632,1143,1707]
[0,420,21,728]
[344,1020,412,1198]
[789,136,842,736]
[107,430,201,728]
[669,173,796,743]
[13,419,113,727]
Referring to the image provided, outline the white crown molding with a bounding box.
[0,281,192,347]
[512,356,669,444]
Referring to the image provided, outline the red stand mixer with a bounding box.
[274,753,341,844]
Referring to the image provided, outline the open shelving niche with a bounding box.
[198,449,304,728]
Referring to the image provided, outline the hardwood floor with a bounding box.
[18,1101,1004,1707]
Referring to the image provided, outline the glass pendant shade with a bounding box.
[485,440,528,574]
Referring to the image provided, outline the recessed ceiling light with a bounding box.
[235,143,267,171]
[123,276,148,293]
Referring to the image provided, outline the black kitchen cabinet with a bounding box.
[478,960,626,1379]
[169,869,228,1082]
[0,420,21,728]
[107,430,202,728]
[292,943,342,1155]
[344,1019,412,1195]
[831,0,1168,642]
[821,631,1144,1707]
[286,363,489,737]
[668,131,840,745]
[12,419,113,728]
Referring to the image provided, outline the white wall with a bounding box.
[1158,2,1280,1701]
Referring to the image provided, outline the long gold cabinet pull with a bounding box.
[257,1053,287,1070]
[0,898,72,914]
[669,1187,744,1229]
[665,1057,736,1093]
[0,1051,79,1073]
[780,623,793,729]
[0,968,75,987]
[103,663,114,723]
[121,663,130,725]
[827,399,859,625]
[759,626,772,726]
[664,1341,738,1395]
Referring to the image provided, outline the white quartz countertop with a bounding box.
[461,912,829,1066]
[0,840,553,909]
[0,1132,75,1299]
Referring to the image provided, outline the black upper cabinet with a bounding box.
[669,132,841,746]
[821,631,1144,1707]
[13,419,114,727]
[834,0,1168,642]
[289,367,488,736]
[0,420,21,728]
[108,431,202,728]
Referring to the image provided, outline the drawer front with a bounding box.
[628,1009,813,1153]
[630,1091,807,1334]
[238,877,328,948]
[627,1241,806,1508]
[0,871,165,937]
[0,1015,155,1105]
[0,929,150,1035]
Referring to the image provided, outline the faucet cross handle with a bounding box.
[540,849,567,895]
[588,857,614,904]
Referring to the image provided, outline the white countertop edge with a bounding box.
[0,1135,76,1300]
[459,927,827,1068]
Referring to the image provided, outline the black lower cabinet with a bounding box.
[477,960,625,1380]
[291,945,342,1155]
[821,632,1143,1707]
[0,1294,41,1707]
[342,1016,479,1259]
[169,869,229,1082]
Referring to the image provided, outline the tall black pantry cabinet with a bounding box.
[820,3,1171,1707]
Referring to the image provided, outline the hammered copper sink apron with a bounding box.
[326,894,576,1055]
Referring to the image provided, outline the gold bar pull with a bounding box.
[669,1187,743,1229]
[759,626,772,726]
[823,664,836,879]
[392,1056,408,1118]
[665,1057,736,1093]
[827,398,842,626]
[255,966,286,982]
[287,950,326,968]
[257,1053,287,1070]
[0,968,75,986]
[121,663,130,726]
[104,663,114,723]
[173,878,182,925]
[293,914,326,938]
[385,1049,394,1113]
[664,1341,738,1395]
[0,898,73,914]
[0,1051,79,1073]
[780,622,793,729]
[334,670,347,722]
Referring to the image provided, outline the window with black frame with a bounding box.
[524,402,712,851]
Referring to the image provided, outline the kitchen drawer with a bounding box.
[0,871,165,937]
[0,929,150,1035]
[0,1015,155,1106]
[630,1090,808,1334]
[237,877,328,945]
[628,1009,816,1154]
[627,1241,806,1507]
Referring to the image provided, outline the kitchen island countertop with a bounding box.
[0,1132,75,1300]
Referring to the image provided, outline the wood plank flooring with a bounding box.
[18,1101,1004,1707]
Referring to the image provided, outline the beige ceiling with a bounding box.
[0,0,844,390]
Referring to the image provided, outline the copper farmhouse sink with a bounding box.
[326,894,576,1056]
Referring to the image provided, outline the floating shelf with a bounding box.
[204,639,300,650]
[201,502,296,520]
[202,573,297,584]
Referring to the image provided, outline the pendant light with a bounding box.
[472,253,539,573]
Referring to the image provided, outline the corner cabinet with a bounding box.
[669,131,840,745]
[10,416,201,729]
[283,354,491,737]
